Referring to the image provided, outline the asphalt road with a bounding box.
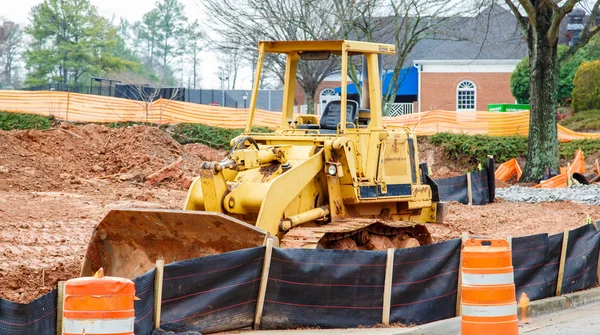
[521,301,600,334]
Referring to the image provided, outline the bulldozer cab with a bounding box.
[244,40,396,136]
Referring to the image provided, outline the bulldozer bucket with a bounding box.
[81,209,272,279]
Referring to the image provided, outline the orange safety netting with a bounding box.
[495,158,522,182]
[0,90,282,128]
[2,90,600,141]
[535,149,585,188]
[384,110,600,141]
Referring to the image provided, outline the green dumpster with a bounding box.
[487,104,530,112]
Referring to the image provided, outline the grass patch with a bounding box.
[169,123,271,149]
[429,132,600,166]
[0,111,52,130]
[559,110,600,132]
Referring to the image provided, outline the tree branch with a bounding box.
[504,0,529,32]
[559,0,600,62]
[517,0,537,24]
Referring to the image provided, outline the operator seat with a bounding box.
[318,100,359,134]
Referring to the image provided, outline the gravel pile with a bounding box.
[497,185,600,205]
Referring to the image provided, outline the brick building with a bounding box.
[414,60,520,113]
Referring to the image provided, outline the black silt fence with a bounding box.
[0,289,57,334]
[545,232,564,296]
[511,224,600,302]
[469,170,490,205]
[434,158,495,206]
[134,269,156,335]
[561,224,600,294]
[391,238,461,325]
[159,247,264,334]
[512,234,551,301]
[261,248,387,329]
[436,174,469,203]
[1,223,600,334]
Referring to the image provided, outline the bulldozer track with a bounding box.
[280,219,430,249]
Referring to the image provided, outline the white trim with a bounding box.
[63,317,135,334]
[457,80,476,111]
[413,59,520,73]
[461,303,517,317]
[414,63,422,114]
[462,272,514,285]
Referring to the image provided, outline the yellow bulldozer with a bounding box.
[82,40,447,279]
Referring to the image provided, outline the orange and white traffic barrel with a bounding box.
[461,238,518,335]
[63,269,135,335]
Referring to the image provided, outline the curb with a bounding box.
[518,286,600,319]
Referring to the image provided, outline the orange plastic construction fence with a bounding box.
[461,238,518,335]
[0,90,281,128]
[494,158,522,182]
[385,110,600,141]
[2,90,600,141]
[63,272,136,335]
[535,149,585,188]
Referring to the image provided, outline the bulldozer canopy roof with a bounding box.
[259,40,396,55]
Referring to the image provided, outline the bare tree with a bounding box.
[0,19,23,88]
[318,0,487,115]
[202,0,338,114]
[504,0,600,181]
[183,19,203,89]
[216,37,243,89]
[107,71,183,125]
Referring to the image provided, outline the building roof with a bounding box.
[372,4,528,68]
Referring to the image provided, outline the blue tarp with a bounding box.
[334,67,418,96]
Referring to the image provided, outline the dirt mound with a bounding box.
[0,124,226,191]
[418,137,472,179]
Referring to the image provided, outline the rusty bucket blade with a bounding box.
[81,209,271,279]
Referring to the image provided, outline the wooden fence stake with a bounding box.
[153,259,165,330]
[556,231,569,296]
[254,238,274,330]
[456,232,469,316]
[56,281,65,335]
[382,248,395,326]
[466,173,473,205]
[66,90,70,122]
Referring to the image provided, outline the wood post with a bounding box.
[56,281,65,335]
[456,232,469,316]
[382,248,395,325]
[556,231,569,296]
[254,238,274,330]
[153,259,165,329]
[466,173,473,205]
[66,90,70,122]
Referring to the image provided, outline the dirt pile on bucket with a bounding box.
[0,124,226,191]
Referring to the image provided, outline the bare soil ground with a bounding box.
[1,125,599,303]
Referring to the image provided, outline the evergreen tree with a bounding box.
[24,0,137,86]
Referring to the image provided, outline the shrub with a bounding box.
[0,111,52,130]
[428,132,600,166]
[559,109,600,132]
[572,60,600,112]
[428,133,528,166]
[510,45,598,105]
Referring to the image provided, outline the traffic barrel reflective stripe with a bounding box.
[63,271,135,335]
[461,238,518,335]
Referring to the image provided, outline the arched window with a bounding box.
[457,80,476,111]
[320,88,338,103]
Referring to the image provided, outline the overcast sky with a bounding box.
[3,0,254,89]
